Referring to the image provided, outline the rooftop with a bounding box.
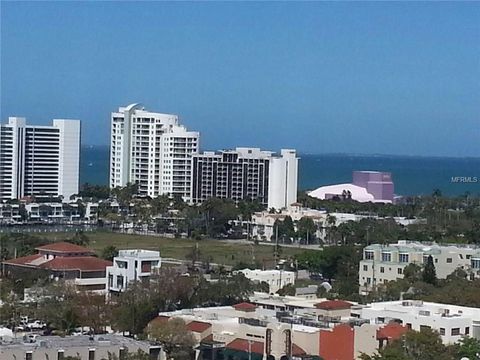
[0,334,156,350]
[315,300,352,311]
[40,256,112,272]
[186,321,212,333]
[359,300,480,320]
[35,242,94,254]
[117,249,161,259]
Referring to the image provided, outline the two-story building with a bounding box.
[359,240,480,294]
[106,249,161,293]
[2,242,111,292]
[353,300,480,344]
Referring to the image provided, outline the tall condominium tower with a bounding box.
[0,117,81,201]
[191,148,298,209]
[110,104,199,200]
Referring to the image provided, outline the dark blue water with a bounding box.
[80,146,480,197]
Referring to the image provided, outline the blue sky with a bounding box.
[1,1,479,157]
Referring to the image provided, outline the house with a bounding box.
[2,242,111,293]
[106,249,161,293]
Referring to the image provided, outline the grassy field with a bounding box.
[35,231,308,267]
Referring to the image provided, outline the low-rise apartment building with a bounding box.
[0,334,160,360]
[353,300,480,344]
[359,240,480,294]
[237,269,295,294]
[106,249,161,293]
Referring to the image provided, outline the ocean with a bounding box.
[80,146,480,197]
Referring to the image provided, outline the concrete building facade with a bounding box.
[110,104,199,201]
[237,269,295,294]
[191,148,298,209]
[0,334,160,360]
[354,300,480,344]
[0,117,80,201]
[359,240,480,294]
[106,249,161,293]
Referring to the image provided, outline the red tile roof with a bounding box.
[39,257,111,272]
[226,338,264,354]
[377,322,408,340]
[292,344,307,356]
[186,321,211,333]
[3,253,43,267]
[315,300,352,311]
[233,302,257,312]
[36,242,94,254]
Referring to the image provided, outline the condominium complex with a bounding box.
[191,147,298,209]
[0,117,80,201]
[359,240,480,294]
[110,104,199,201]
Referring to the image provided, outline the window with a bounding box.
[380,267,385,273]
[116,275,124,289]
[420,325,431,332]
[26,352,33,360]
[399,253,409,263]
[465,327,470,335]
[367,277,371,284]
[364,251,374,260]
[398,268,403,275]
[382,252,391,262]
[363,265,368,271]
[446,258,453,263]
[406,323,412,329]
[451,328,460,336]
[89,349,96,360]
[472,259,480,269]
[439,328,445,335]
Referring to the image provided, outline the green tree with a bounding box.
[296,217,317,244]
[273,216,296,243]
[422,255,437,285]
[453,337,480,360]
[101,245,119,261]
[360,328,453,360]
[147,318,195,360]
[67,231,90,246]
[277,283,296,296]
[103,350,151,360]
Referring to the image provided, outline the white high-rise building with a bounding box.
[267,149,298,210]
[0,117,80,201]
[109,104,199,201]
[190,148,298,209]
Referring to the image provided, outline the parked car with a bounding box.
[27,320,46,330]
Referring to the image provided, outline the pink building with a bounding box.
[309,171,395,203]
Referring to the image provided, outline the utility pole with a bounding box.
[275,225,279,264]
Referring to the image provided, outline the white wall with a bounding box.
[55,119,81,200]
